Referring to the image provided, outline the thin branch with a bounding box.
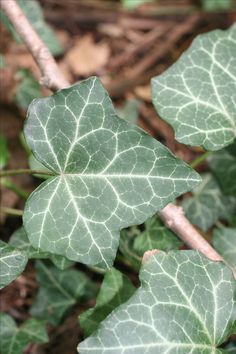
[0,207,23,217]
[0,169,54,177]
[159,204,222,262]
[1,0,228,272]
[190,151,212,169]
[0,0,69,91]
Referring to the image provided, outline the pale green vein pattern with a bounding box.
[10,227,73,270]
[213,227,236,272]
[0,313,48,354]
[0,241,27,289]
[79,251,236,354]
[152,24,236,151]
[80,268,136,336]
[182,174,236,231]
[23,77,200,269]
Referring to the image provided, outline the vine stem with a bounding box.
[0,169,54,177]
[190,151,213,169]
[0,207,23,216]
[0,0,69,91]
[1,0,230,275]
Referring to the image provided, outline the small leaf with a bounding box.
[79,268,136,337]
[122,0,152,9]
[133,216,182,256]
[30,260,91,325]
[224,342,236,353]
[79,251,236,353]
[119,227,142,271]
[0,241,27,289]
[0,133,9,169]
[213,227,236,272]
[152,24,236,151]
[23,76,200,269]
[0,313,48,354]
[10,227,73,270]
[15,69,41,110]
[116,99,140,124]
[182,173,236,231]
[201,0,233,11]
[209,144,236,196]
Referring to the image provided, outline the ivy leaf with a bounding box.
[0,241,27,289]
[0,313,48,354]
[209,145,236,197]
[116,99,140,124]
[79,268,136,337]
[30,260,92,325]
[23,77,200,269]
[119,227,142,271]
[133,216,182,256]
[182,174,236,231]
[79,251,236,353]
[213,227,236,273]
[225,341,236,353]
[201,0,233,11]
[10,227,73,270]
[15,69,41,110]
[152,24,236,151]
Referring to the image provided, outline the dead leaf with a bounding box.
[66,34,110,76]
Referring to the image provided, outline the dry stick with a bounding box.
[0,0,69,91]
[1,0,230,273]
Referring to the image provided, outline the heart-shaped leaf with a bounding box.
[209,143,236,196]
[0,241,27,289]
[80,267,136,337]
[152,24,236,151]
[79,251,236,353]
[0,314,48,354]
[133,216,182,255]
[182,174,236,231]
[23,77,200,269]
[213,227,236,273]
[30,261,93,325]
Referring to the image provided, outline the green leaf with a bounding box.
[0,241,27,289]
[79,250,236,353]
[0,133,9,169]
[224,342,236,353]
[182,173,236,231]
[10,227,73,270]
[209,145,236,197]
[23,76,200,269]
[152,24,236,151]
[0,313,48,354]
[15,69,41,110]
[29,153,52,179]
[213,227,236,272]
[201,0,233,11]
[79,268,136,337]
[30,260,91,325]
[116,99,140,124]
[133,216,182,256]
[122,0,153,9]
[119,227,142,271]
[1,0,63,56]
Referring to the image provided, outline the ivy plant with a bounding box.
[0,15,236,354]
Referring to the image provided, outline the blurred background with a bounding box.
[0,1,235,353]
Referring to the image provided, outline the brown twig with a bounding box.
[1,0,229,273]
[159,204,222,262]
[0,0,69,91]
